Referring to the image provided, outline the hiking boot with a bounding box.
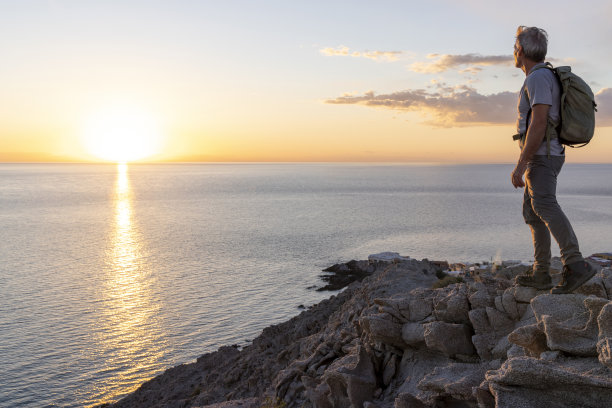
[515,269,553,290]
[550,260,596,294]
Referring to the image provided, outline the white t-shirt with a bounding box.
[516,63,565,156]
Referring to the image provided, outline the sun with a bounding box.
[82,105,164,163]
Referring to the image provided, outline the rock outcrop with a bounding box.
[106,258,612,408]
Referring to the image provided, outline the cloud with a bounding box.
[320,46,402,62]
[326,85,517,127]
[595,88,612,126]
[410,53,514,73]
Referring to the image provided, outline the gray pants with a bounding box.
[522,155,583,273]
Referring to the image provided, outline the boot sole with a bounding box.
[550,266,596,294]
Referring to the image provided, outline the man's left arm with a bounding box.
[511,103,550,188]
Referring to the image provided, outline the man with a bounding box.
[511,26,594,293]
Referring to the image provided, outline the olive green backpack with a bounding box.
[513,63,597,152]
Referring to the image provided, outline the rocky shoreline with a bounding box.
[105,254,612,408]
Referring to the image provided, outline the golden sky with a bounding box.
[1,0,611,163]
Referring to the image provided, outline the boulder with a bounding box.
[531,294,608,356]
[394,393,427,408]
[417,361,501,403]
[598,302,612,368]
[401,322,425,346]
[433,284,471,324]
[423,322,475,357]
[407,288,434,322]
[508,324,548,357]
[198,398,261,408]
[360,313,406,349]
[322,346,377,408]
[486,356,612,408]
[599,268,612,299]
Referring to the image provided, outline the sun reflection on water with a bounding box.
[89,163,166,406]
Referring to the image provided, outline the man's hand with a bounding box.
[512,161,527,188]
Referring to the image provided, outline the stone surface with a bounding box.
[508,324,548,357]
[394,393,427,408]
[323,346,377,408]
[360,313,406,349]
[433,284,471,324]
[197,398,260,408]
[417,361,501,403]
[401,322,425,346]
[423,321,475,357]
[407,288,434,322]
[598,302,612,368]
[532,294,609,356]
[486,356,612,408]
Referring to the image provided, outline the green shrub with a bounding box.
[433,275,464,289]
[435,269,448,279]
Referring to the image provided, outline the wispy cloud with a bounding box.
[326,84,517,127]
[320,46,402,61]
[595,88,612,126]
[410,53,513,73]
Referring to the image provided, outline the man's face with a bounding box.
[513,42,522,68]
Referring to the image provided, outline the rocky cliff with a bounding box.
[107,256,612,408]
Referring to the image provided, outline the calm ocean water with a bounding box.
[1,163,611,407]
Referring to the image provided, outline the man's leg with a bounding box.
[526,156,595,293]
[515,180,553,289]
[526,156,582,265]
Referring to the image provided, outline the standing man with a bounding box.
[511,26,594,293]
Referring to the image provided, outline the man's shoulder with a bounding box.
[525,65,555,87]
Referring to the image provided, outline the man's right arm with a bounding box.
[511,103,550,188]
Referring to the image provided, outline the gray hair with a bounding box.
[515,26,548,62]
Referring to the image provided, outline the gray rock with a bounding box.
[423,321,475,357]
[494,295,505,314]
[597,338,612,369]
[471,333,496,361]
[532,294,608,356]
[468,308,490,334]
[301,376,332,408]
[407,288,434,322]
[506,343,526,359]
[486,356,612,408]
[401,322,425,346]
[394,393,427,408]
[474,380,495,408]
[501,289,520,320]
[508,324,549,358]
[374,296,411,322]
[382,353,398,386]
[599,268,612,299]
[197,398,261,408]
[417,361,501,403]
[433,284,471,324]
[598,302,612,338]
[360,313,406,349]
[512,285,539,303]
[491,335,513,360]
[486,306,515,334]
[468,281,496,309]
[323,346,377,408]
[598,302,612,368]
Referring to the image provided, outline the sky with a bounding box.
[1,0,611,163]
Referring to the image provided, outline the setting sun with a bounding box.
[81,106,164,163]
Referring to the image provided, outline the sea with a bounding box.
[1,162,611,407]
